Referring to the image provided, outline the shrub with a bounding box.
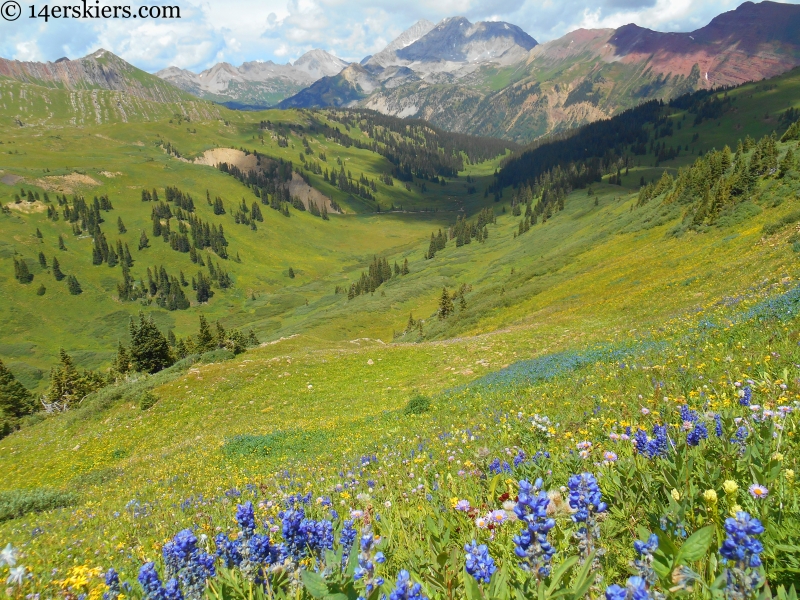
[0,488,77,523]
[138,391,159,410]
[403,394,431,415]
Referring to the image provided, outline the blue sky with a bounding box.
[1,0,799,73]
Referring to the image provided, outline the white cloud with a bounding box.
[0,0,798,72]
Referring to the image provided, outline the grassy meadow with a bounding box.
[0,65,799,598]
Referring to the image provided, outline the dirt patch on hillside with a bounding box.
[194,148,261,171]
[34,173,100,193]
[288,173,340,214]
[1,173,24,186]
[7,201,47,213]
[100,171,122,178]
[195,148,339,214]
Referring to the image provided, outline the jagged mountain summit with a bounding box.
[365,19,436,68]
[0,49,191,103]
[280,1,800,143]
[279,16,538,109]
[156,49,349,108]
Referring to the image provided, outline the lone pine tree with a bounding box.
[129,312,174,374]
[438,287,454,319]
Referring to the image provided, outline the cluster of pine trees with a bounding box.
[344,255,409,299]
[0,358,37,438]
[60,193,113,237]
[233,197,264,229]
[324,165,375,201]
[636,125,800,228]
[452,208,493,246]
[218,160,297,216]
[116,254,231,308]
[438,283,471,319]
[11,235,82,295]
[112,313,258,377]
[318,110,516,180]
[92,229,134,268]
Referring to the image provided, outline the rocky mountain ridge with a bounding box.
[0,49,191,103]
[156,49,349,109]
[280,1,800,142]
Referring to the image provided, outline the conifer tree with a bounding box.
[0,357,35,434]
[107,245,118,267]
[288,267,295,278]
[117,216,127,234]
[779,149,795,178]
[38,251,47,268]
[438,287,454,319]
[196,272,213,303]
[36,284,46,296]
[247,329,259,346]
[129,312,174,373]
[52,257,65,281]
[139,230,150,250]
[113,342,130,374]
[215,321,227,348]
[58,234,66,251]
[66,274,82,295]
[402,258,409,275]
[196,314,215,353]
[36,228,43,239]
[123,244,134,267]
[13,257,33,283]
[44,349,103,408]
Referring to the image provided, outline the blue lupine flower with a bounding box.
[633,534,659,586]
[236,502,256,537]
[138,562,183,600]
[568,473,607,523]
[686,422,708,446]
[720,511,765,598]
[679,405,698,423]
[214,533,243,568]
[353,529,385,595]
[633,426,669,459]
[248,533,280,566]
[721,512,764,568]
[605,576,651,600]
[162,529,215,599]
[740,387,752,406]
[714,414,723,437]
[389,570,428,600]
[340,519,358,566]
[568,472,607,560]
[606,583,627,600]
[488,458,511,474]
[513,479,556,578]
[464,540,496,584]
[103,568,121,600]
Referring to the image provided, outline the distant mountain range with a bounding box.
[0,48,190,103]
[1,1,799,142]
[278,1,800,142]
[156,49,349,109]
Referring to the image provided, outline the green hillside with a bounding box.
[0,66,799,598]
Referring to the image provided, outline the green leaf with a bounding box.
[344,536,360,577]
[488,473,502,502]
[546,556,578,596]
[425,515,438,537]
[464,570,483,600]
[675,526,714,564]
[301,569,330,599]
